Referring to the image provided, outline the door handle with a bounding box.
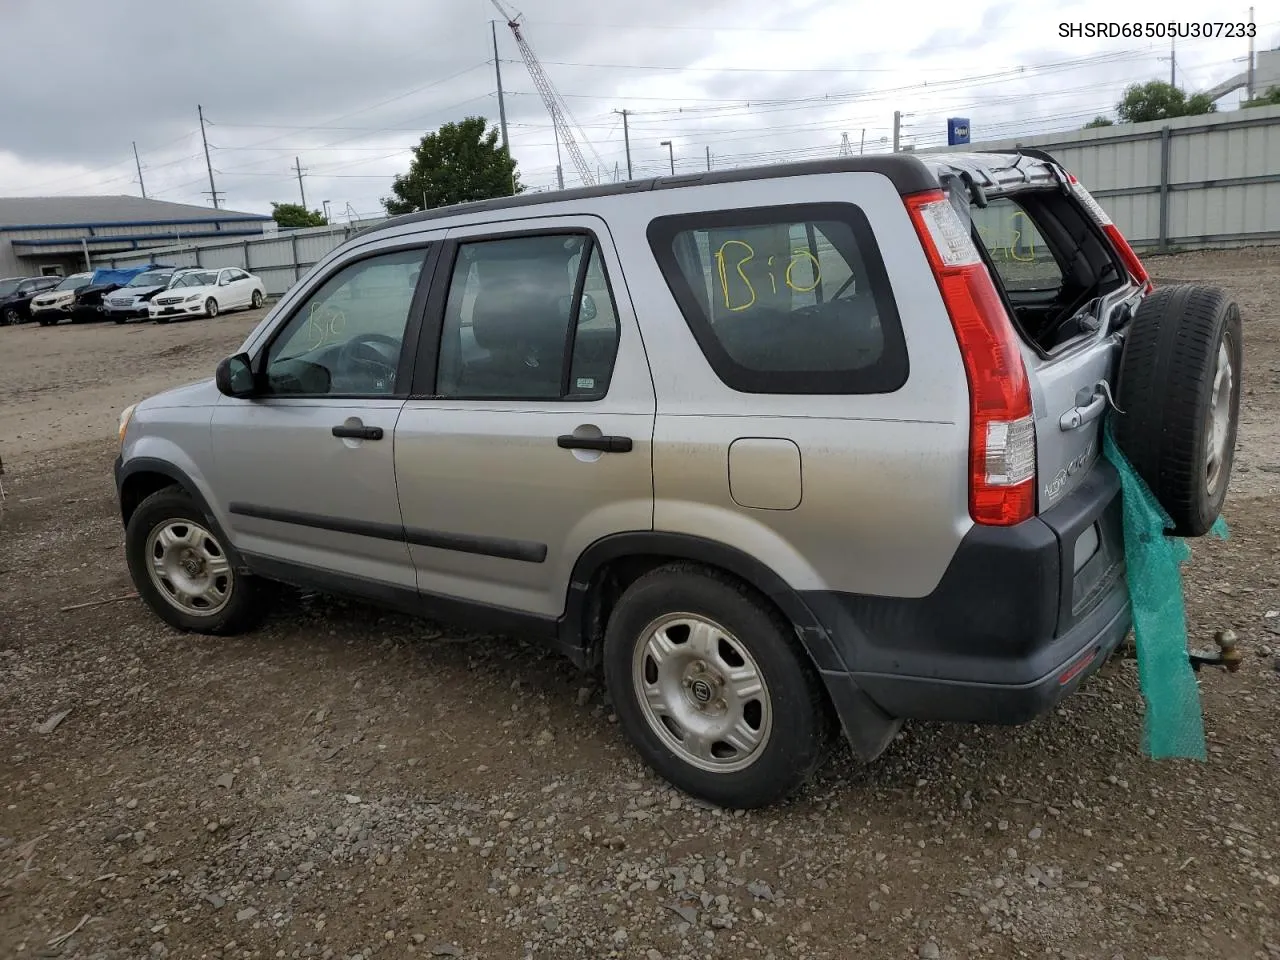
[557,434,633,453]
[332,424,384,440]
[1059,380,1123,431]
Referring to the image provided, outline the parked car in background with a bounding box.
[30,272,95,325]
[104,266,198,323]
[1,276,61,325]
[149,267,266,322]
[72,269,144,323]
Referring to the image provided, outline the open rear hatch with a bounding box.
[921,152,1148,515]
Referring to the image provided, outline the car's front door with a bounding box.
[208,239,440,592]
[394,217,657,618]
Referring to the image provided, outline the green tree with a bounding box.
[382,116,520,216]
[270,202,327,228]
[1084,115,1114,128]
[1116,81,1217,124]
[1242,86,1280,107]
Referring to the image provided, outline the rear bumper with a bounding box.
[804,461,1130,726]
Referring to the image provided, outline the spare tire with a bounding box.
[1113,284,1243,537]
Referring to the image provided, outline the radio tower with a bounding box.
[839,133,853,157]
[491,0,603,187]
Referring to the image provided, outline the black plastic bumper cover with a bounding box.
[802,461,1131,725]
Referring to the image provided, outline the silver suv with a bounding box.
[115,152,1242,809]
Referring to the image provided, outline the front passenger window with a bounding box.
[262,247,428,397]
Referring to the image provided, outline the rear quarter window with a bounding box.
[646,202,908,394]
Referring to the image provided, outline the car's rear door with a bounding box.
[936,155,1141,513]
[392,215,656,618]
[933,155,1138,632]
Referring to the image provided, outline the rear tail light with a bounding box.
[905,189,1035,526]
[1066,173,1152,293]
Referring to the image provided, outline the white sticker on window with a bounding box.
[576,377,595,389]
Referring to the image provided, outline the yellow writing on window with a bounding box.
[303,301,347,350]
[975,211,1040,263]
[712,239,824,313]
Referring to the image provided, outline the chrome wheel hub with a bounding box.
[1205,338,1234,497]
[632,613,773,773]
[145,519,233,616]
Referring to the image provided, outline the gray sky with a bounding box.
[0,0,1271,219]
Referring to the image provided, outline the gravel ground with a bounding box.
[2,250,1279,960]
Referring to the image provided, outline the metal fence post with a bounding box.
[243,240,252,271]
[291,233,300,281]
[1158,125,1172,253]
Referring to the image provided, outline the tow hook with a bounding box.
[1188,629,1243,673]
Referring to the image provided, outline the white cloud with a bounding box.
[1,0,1271,214]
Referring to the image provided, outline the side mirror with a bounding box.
[215,353,256,398]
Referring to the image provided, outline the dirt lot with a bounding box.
[2,252,1279,960]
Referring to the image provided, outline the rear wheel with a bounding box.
[3,307,19,325]
[250,290,264,309]
[125,488,267,635]
[1114,284,1243,537]
[205,298,219,318]
[602,566,830,809]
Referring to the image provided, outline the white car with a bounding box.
[30,272,94,325]
[148,267,266,322]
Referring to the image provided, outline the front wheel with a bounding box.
[3,308,19,325]
[602,566,830,810]
[125,488,267,635]
[205,298,219,318]
[250,289,263,309]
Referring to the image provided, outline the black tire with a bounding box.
[3,308,19,326]
[114,317,127,325]
[38,318,55,327]
[125,487,267,635]
[602,565,830,809]
[205,298,219,318]
[1114,284,1243,537]
[251,290,264,309]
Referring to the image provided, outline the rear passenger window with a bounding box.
[435,233,620,400]
[647,203,907,394]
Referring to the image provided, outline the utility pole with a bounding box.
[1247,6,1256,100]
[706,145,711,170]
[1170,38,1176,86]
[660,139,674,175]
[892,111,901,153]
[132,141,147,199]
[294,156,308,209]
[491,20,510,153]
[860,129,865,155]
[322,200,332,224]
[614,109,633,180]
[553,123,564,191]
[198,104,221,209]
